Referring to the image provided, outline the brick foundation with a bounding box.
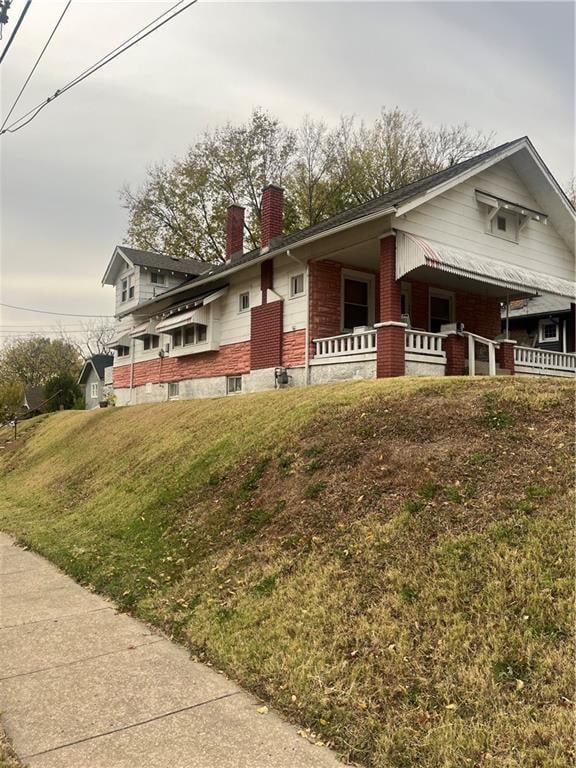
[250,300,283,370]
[443,333,466,376]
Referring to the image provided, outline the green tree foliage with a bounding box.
[0,337,81,387]
[121,107,493,263]
[44,373,82,412]
[0,381,24,423]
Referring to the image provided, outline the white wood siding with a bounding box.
[395,158,574,282]
[273,257,308,333]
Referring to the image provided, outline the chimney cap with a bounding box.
[262,184,284,194]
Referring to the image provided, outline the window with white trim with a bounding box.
[116,344,130,357]
[289,273,305,298]
[121,275,134,302]
[342,271,375,332]
[239,292,250,312]
[168,381,180,399]
[150,272,165,285]
[143,335,160,351]
[538,319,559,343]
[90,382,99,399]
[227,375,242,394]
[489,210,519,243]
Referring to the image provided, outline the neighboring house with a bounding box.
[21,386,46,416]
[78,355,114,409]
[502,295,574,353]
[102,136,576,406]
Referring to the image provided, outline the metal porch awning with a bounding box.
[396,231,576,299]
[130,320,158,339]
[109,333,132,349]
[156,306,209,332]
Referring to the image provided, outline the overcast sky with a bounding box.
[0,0,573,341]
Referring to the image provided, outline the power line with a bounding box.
[1,0,198,136]
[1,0,71,131]
[0,301,113,317]
[0,0,32,65]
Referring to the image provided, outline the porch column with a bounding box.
[375,234,406,377]
[497,339,516,375]
[443,331,466,376]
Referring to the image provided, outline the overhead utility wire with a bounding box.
[1,0,197,135]
[0,0,31,65]
[0,302,113,317]
[1,0,71,131]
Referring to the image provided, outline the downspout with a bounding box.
[287,249,310,385]
[128,340,135,404]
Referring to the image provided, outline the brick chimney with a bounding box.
[261,185,283,249]
[226,204,244,262]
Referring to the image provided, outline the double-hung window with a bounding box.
[90,382,99,399]
[290,273,305,298]
[121,275,134,302]
[239,292,250,313]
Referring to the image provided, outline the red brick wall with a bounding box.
[250,300,283,370]
[113,340,251,388]
[379,235,401,323]
[309,260,342,345]
[261,260,273,303]
[282,329,306,367]
[405,278,501,338]
[376,325,405,377]
[443,334,466,376]
[261,186,283,248]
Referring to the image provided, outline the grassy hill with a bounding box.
[0,378,573,768]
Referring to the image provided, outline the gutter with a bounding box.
[117,206,397,319]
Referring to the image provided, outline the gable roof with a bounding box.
[22,386,45,413]
[117,136,575,316]
[78,354,114,384]
[102,246,210,286]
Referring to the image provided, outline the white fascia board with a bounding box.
[394,141,530,218]
[101,246,134,286]
[120,206,396,316]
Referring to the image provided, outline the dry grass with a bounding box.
[0,377,573,767]
[0,725,25,768]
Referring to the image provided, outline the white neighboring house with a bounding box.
[78,355,114,409]
[101,137,575,406]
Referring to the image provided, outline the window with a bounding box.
[177,324,207,346]
[239,292,250,312]
[227,375,242,394]
[400,283,412,323]
[489,211,518,242]
[343,277,370,331]
[196,324,207,342]
[116,344,130,357]
[168,382,179,399]
[121,275,134,302]
[429,290,454,333]
[150,272,165,285]
[183,325,196,345]
[290,273,305,298]
[172,329,182,347]
[90,382,99,399]
[143,335,160,351]
[539,319,559,343]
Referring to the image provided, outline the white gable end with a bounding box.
[394,155,574,285]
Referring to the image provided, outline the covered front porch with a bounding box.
[308,231,576,379]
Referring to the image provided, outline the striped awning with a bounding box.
[109,333,132,349]
[130,320,157,339]
[156,306,209,332]
[396,231,576,299]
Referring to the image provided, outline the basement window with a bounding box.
[227,375,242,394]
[168,382,180,399]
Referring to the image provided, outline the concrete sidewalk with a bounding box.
[0,533,344,768]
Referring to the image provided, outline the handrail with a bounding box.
[463,331,499,376]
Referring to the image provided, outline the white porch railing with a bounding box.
[514,346,576,378]
[313,329,377,358]
[464,332,499,376]
[405,330,446,360]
